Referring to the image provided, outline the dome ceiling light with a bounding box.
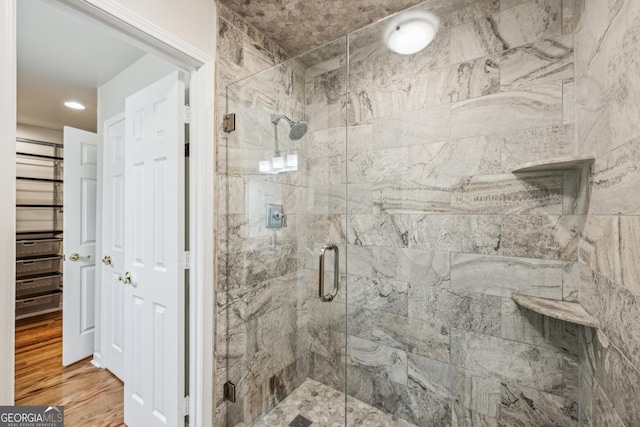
[385,11,439,55]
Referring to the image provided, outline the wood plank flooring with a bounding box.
[15,312,125,426]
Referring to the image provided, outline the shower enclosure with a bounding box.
[219,0,581,425]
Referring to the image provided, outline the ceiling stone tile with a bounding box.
[218,0,426,56]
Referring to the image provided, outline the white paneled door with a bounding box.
[62,127,97,366]
[123,71,186,427]
[101,114,126,380]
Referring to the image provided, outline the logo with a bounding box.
[0,406,64,427]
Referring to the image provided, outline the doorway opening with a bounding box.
[8,0,215,425]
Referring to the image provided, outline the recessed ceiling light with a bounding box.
[385,11,439,55]
[64,101,85,110]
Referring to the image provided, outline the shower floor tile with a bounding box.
[254,378,419,427]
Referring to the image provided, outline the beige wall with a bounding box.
[87,0,217,58]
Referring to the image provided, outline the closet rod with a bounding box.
[17,176,63,184]
[16,152,63,161]
[16,204,64,208]
[16,137,64,148]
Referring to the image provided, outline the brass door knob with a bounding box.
[102,255,112,265]
[69,253,91,261]
[118,272,132,284]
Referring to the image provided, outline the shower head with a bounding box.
[271,113,308,140]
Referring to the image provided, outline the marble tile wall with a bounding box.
[215,4,311,426]
[575,0,640,425]
[216,0,640,426]
[301,0,584,426]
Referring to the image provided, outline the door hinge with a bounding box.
[179,395,190,417]
[224,381,237,403]
[180,250,191,270]
[223,113,235,133]
[182,105,191,124]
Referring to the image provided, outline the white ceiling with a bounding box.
[17,0,147,133]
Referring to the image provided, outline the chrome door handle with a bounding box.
[69,253,91,261]
[102,255,112,265]
[118,272,132,285]
[319,242,339,302]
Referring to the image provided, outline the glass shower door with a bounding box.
[219,37,349,426]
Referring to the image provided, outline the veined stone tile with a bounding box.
[619,216,640,294]
[372,104,451,149]
[498,0,562,49]
[597,1,640,154]
[409,214,503,254]
[407,136,502,180]
[347,305,373,341]
[451,329,564,393]
[409,285,501,336]
[226,305,297,361]
[220,244,299,289]
[499,382,578,426]
[348,41,451,123]
[347,214,410,248]
[452,405,499,427]
[409,353,502,418]
[582,270,640,371]
[500,0,530,11]
[346,244,372,277]
[500,34,574,90]
[373,180,452,214]
[500,215,579,261]
[309,352,345,392]
[307,127,346,159]
[450,172,563,215]
[346,364,375,405]
[451,253,565,298]
[589,137,640,215]
[344,275,409,316]
[227,332,300,396]
[447,54,500,102]
[308,325,343,361]
[347,146,409,184]
[371,311,450,363]
[307,67,346,106]
[592,382,625,427]
[218,18,245,68]
[306,155,345,185]
[222,273,300,329]
[443,0,502,31]
[562,0,575,33]
[346,336,408,385]
[372,247,450,287]
[218,175,246,215]
[347,124,374,153]
[563,79,575,124]
[501,298,548,348]
[563,261,580,301]
[373,376,452,426]
[590,326,640,427]
[579,215,621,284]
[451,82,563,139]
[307,185,347,215]
[499,123,575,172]
[307,214,345,244]
[308,297,345,332]
[450,15,508,64]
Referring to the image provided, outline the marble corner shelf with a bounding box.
[511,293,599,328]
[511,155,595,173]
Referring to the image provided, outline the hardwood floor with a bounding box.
[15,312,125,426]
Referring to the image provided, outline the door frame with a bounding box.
[0,1,215,425]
